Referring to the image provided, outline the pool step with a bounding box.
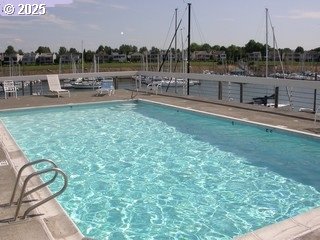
[0,219,54,240]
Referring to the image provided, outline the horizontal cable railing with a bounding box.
[0,71,319,112]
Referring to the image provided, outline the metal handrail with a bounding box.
[14,167,68,221]
[8,159,58,206]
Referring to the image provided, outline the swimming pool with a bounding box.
[1,100,320,239]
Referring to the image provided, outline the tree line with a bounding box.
[3,40,320,63]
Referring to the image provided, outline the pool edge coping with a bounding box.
[0,98,319,240]
[138,98,320,240]
[0,122,85,240]
[0,99,133,240]
[138,98,320,140]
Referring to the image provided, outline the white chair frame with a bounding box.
[3,80,18,99]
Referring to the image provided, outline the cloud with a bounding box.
[13,38,23,43]
[0,34,24,48]
[279,10,320,20]
[74,0,100,4]
[85,23,101,31]
[0,18,40,30]
[0,33,15,39]
[109,4,128,10]
[0,19,19,29]
[40,14,73,28]
[0,14,73,30]
[59,0,100,9]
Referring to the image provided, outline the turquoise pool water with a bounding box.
[1,101,320,239]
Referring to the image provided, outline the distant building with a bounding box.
[3,54,23,65]
[303,51,320,62]
[192,51,212,61]
[191,51,227,61]
[266,51,282,61]
[212,51,226,61]
[21,52,38,65]
[248,52,262,61]
[149,53,160,63]
[60,54,80,64]
[37,53,56,64]
[111,53,127,62]
[283,52,302,62]
[95,53,112,63]
[129,52,143,62]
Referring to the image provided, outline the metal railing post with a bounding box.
[218,81,222,100]
[240,83,243,103]
[313,73,318,112]
[275,87,279,108]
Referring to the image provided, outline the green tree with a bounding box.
[139,46,148,54]
[35,46,51,54]
[201,43,211,52]
[5,45,16,55]
[119,45,128,54]
[119,44,137,55]
[104,46,112,55]
[132,46,138,53]
[311,47,320,52]
[84,50,94,62]
[226,45,243,62]
[150,46,160,54]
[190,42,201,52]
[220,46,227,52]
[96,45,105,54]
[58,46,67,55]
[18,49,24,55]
[295,46,304,53]
[212,45,221,51]
[69,48,78,54]
[282,48,292,53]
[244,40,264,53]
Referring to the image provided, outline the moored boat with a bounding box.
[71,78,101,89]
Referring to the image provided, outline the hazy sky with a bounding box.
[0,0,319,53]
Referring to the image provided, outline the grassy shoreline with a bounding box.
[0,61,318,77]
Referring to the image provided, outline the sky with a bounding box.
[0,0,320,53]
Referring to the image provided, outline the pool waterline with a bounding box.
[0,98,320,237]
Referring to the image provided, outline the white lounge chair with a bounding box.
[3,80,18,99]
[96,79,115,96]
[46,75,70,98]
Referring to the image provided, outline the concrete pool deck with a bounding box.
[0,89,319,240]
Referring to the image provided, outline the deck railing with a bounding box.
[0,71,319,112]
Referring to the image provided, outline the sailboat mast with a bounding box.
[187,2,191,95]
[265,8,269,77]
[175,8,178,65]
[81,40,84,73]
[272,26,276,75]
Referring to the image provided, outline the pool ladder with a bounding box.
[0,159,68,223]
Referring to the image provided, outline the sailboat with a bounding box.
[256,8,293,110]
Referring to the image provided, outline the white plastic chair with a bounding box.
[3,80,17,99]
[96,79,115,96]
